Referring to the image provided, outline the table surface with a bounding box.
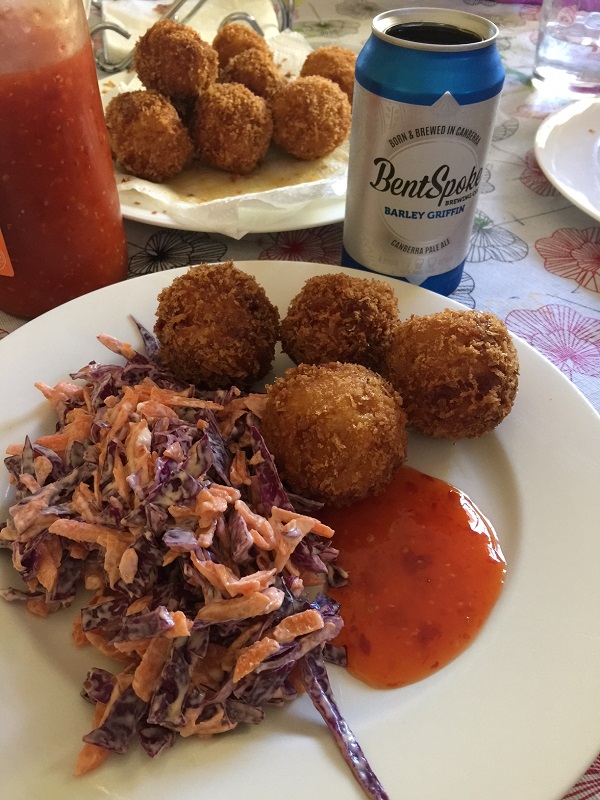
[0,1,598,798]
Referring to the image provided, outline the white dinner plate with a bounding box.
[535,97,600,222]
[120,194,346,234]
[0,262,599,800]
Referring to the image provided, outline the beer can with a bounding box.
[341,7,505,296]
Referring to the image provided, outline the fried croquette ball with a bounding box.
[105,90,193,182]
[220,48,284,102]
[134,20,218,103]
[300,45,357,104]
[212,23,272,69]
[192,83,273,174]
[384,309,519,440]
[271,76,351,160]
[134,20,218,102]
[262,362,407,507]
[154,262,280,389]
[281,273,399,372]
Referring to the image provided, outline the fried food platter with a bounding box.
[98,64,348,238]
[1,262,599,800]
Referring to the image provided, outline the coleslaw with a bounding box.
[0,323,387,799]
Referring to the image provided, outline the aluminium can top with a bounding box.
[372,7,500,52]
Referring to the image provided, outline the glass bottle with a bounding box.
[0,0,128,318]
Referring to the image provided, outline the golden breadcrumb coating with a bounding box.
[212,23,272,69]
[281,272,399,372]
[105,90,193,182]
[220,48,285,102]
[192,83,273,174]
[134,19,218,102]
[384,309,519,440]
[261,362,407,507]
[271,76,351,160]
[154,262,280,389]
[300,45,357,104]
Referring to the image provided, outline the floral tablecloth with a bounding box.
[0,1,599,796]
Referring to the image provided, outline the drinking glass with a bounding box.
[533,0,600,94]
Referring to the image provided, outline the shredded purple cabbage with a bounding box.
[82,686,148,754]
[132,317,159,361]
[109,606,177,643]
[300,649,389,800]
[81,667,117,705]
[138,724,176,758]
[249,427,294,516]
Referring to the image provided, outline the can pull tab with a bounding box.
[0,229,15,277]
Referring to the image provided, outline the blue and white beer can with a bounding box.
[341,7,505,296]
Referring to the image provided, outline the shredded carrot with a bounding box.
[126,596,152,616]
[196,587,284,622]
[33,455,53,485]
[272,609,324,643]
[163,610,192,638]
[26,598,51,617]
[48,518,133,547]
[179,706,237,738]
[132,638,173,702]
[233,637,280,683]
[35,380,84,409]
[35,408,93,457]
[73,702,109,776]
[84,630,135,665]
[72,613,88,647]
[35,535,63,592]
[190,556,275,598]
[118,546,139,585]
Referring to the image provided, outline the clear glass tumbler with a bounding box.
[533,0,600,94]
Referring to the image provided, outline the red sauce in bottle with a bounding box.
[0,8,128,318]
[320,467,506,689]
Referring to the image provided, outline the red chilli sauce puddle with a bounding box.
[319,466,506,689]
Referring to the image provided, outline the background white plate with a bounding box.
[1,262,599,800]
[120,194,346,233]
[535,98,600,222]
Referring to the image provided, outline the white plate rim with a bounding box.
[534,97,600,222]
[120,194,346,233]
[0,261,599,800]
